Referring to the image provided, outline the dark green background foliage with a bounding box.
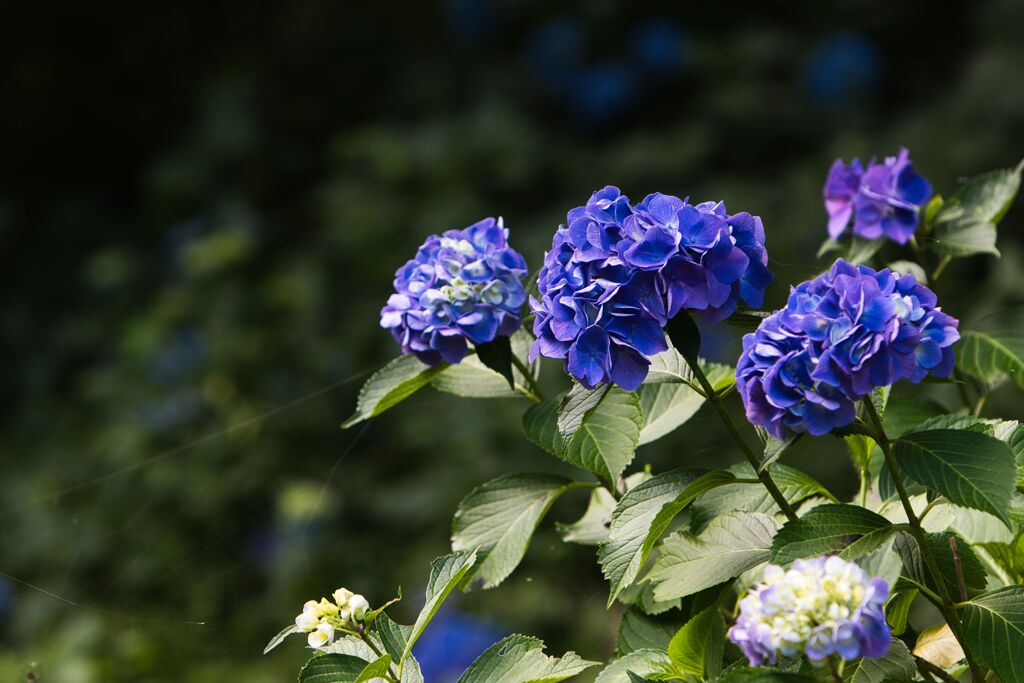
[2,1,1023,680]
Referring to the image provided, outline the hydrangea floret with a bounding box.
[824,147,932,245]
[736,258,959,439]
[728,556,891,666]
[380,217,528,365]
[293,587,372,650]
[531,186,772,389]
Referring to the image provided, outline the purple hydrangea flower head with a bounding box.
[380,217,527,365]
[737,259,959,438]
[824,148,932,244]
[728,556,891,666]
[531,186,772,390]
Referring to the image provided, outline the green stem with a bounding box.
[684,358,799,522]
[356,627,399,681]
[862,400,986,682]
[930,255,952,283]
[858,466,869,508]
[827,657,843,683]
[510,354,546,403]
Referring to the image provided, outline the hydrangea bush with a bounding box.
[269,153,1024,683]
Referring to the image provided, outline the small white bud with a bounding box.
[348,594,370,621]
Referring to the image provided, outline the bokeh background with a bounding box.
[3,1,1024,681]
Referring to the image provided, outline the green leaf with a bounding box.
[363,589,402,627]
[323,624,422,683]
[616,610,682,656]
[664,312,702,368]
[647,511,778,602]
[881,394,947,437]
[841,639,916,683]
[593,650,671,683]
[638,356,733,445]
[893,530,987,598]
[770,504,895,563]
[456,634,599,683]
[474,336,515,389]
[561,387,643,485]
[452,474,574,589]
[666,605,725,679]
[929,167,1021,258]
[355,655,393,683]
[263,623,299,654]
[523,398,560,456]
[959,585,1024,683]
[886,588,917,636]
[816,235,882,265]
[724,308,771,332]
[557,486,616,546]
[931,218,999,257]
[690,463,835,528]
[886,260,928,284]
[598,469,735,605]
[434,330,534,398]
[956,330,1024,391]
[754,427,800,471]
[342,356,447,428]
[894,429,1015,526]
[946,167,1022,225]
[979,532,1024,584]
[299,654,373,683]
[922,194,944,231]
[557,384,610,446]
[399,550,477,673]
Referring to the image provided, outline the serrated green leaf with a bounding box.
[433,330,535,398]
[979,532,1024,584]
[557,486,616,546]
[956,330,1024,391]
[616,610,683,656]
[881,394,947,437]
[523,398,560,455]
[299,654,373,683]
[667,604,725,679]
[841,639,915,683]
[342,356,447,428]
[638,357,733,445]
[594,650,671,683]
[690,463,834,528]
[913,623,963,670]
[754,427,800,471]
[771,504,895,563]
[324,626,423,683]
[648,511,778,602]
[598,469,735,606]
[893,530,987,598]
[557,384,610,445]
[456,634,599,683]
[355,655,393,683]
[664,312,702,368]
[452,473,574,589]
[562,387,643,484]
[399,550,477,674]
[894,429,1015,526]
[959,585,1024,683]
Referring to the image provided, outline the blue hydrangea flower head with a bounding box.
[824,148,932,244]
[531,186,772,390]
[380,217,528,365]
[728,556,891,666]
[737,259,959,438]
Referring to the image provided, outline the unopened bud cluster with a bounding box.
[294,588,371,650]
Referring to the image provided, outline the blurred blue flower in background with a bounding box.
[568,61,639,129]
[805,32,883,108]
[521,17,586,92]
[413,607,505,682]
[628,18,687,80]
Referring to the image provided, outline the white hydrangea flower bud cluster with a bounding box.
[294,587,372,650]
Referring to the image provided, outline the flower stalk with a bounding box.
[861,399,986,682]
[686,357,799,523]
